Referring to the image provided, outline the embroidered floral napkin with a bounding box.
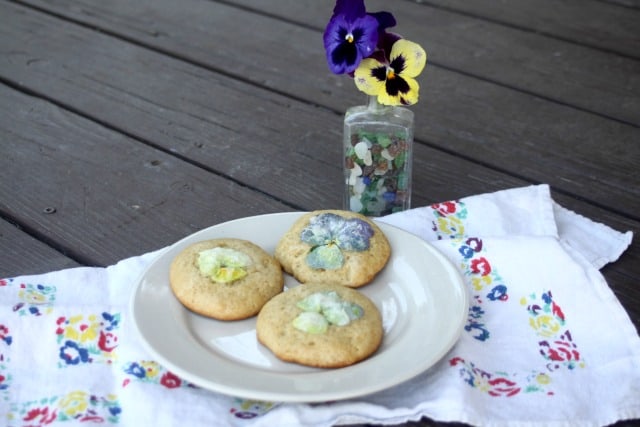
[1,185,638,427]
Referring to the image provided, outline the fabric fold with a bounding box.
[552,202,634,269]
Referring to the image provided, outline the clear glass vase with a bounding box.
[343,96,414,217]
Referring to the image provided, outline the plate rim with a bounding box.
[129,211,468,402]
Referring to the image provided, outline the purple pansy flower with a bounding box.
[301,213,374,270]
[323,0,395,74]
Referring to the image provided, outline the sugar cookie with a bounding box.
[256,283,383,368]
[170,238,283,320]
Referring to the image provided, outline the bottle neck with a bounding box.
[367,95,388,114]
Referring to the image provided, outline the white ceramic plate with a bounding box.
[130,212,468,402]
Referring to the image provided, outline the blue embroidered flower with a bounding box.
[124,362,146,378]
[0,324,12,345]
[301,213,374,270]
[465,320,490,341]
[59,340,90,365]
[487,285,508,301]
[459,245,475,259]
[102,312,120,331]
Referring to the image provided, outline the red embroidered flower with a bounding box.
[449,356,464,366]
[470,257,491,276]
[487,377,521,397]
[79,415,105,422]
[98,331,118,352]
[24,406,57,424]
[55,317,66,335]
[540,339,580,363]
[160,372,182,388]
[552,301,565,321]
[431,201,457,216]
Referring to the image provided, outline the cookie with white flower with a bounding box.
[169,238,284,320]
[256,282,383,368]
[275,210,390,288]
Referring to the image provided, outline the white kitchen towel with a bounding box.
[1,184,637,427]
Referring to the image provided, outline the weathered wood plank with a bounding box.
[408,0,640,59]
[603,268,640,333]
[223,0,640,125]
[597,0,640,10]
[0,3,526,210]
[0,84,293,267]
[4,1,640,219]
[0,219,81,277]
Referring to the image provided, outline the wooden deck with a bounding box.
[1,0,639,424]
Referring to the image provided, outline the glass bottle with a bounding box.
[343,96,414,217]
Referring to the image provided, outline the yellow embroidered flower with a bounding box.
[529,314,562,337]
[475,377,490,392]
[471,275,492,291]
[141,360,161,378]
[434,216,464,238]
[58,390,89,417]
[63,315,99,343]
[19,288,45,304]
[354,38,426,106]
[535,373,552,385]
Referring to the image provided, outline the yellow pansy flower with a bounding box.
[354,38,426,106]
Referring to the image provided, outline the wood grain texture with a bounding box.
[0,84,293,268]
[0,3,530,209]
[408,0,640,59]
[5,0,640,219]
[225,0,640,124]
[0,219,80,277]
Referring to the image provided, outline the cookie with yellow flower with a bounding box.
[169,238,284,320]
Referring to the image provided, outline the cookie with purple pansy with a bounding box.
[275,210,390,288]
